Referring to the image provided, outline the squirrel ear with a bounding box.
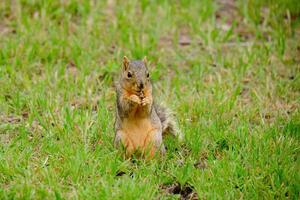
[143,56,147,64]
[123,56,130,71]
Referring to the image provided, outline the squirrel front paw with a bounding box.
[141,97,151,106]
[129,95,141,104]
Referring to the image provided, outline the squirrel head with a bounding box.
[121,56,151,94]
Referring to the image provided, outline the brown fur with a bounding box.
[114,56,182,158]
[120,87,157,157]
[121,117,158,157]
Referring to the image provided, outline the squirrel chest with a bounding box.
[121,116,157,152]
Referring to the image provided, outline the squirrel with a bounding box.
[114,56,183,158]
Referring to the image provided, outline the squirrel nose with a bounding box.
[138,82,144,89]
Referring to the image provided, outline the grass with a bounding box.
[0,0,299,199]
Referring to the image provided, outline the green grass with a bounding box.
[0,0,299,199]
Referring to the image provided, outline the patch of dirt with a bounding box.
[160,182,198,200]
[194,151,208,170]
[216,0,239,26]
[0,134,11,145]
[0,114,22,124]
[26,120,43,133]
[0,112,29,144]
[158,35,173,50]
[268,100,298,118]
[70,96,100,111]
[0,23,16,35]
[215,0,256,40]
[66,61,78,77]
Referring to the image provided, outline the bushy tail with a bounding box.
[154,103,183,141]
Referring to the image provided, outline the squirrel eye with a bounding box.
[147,73,149,78]
[127,72,132,78]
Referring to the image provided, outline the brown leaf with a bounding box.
[179,35,191,46]
[22,112,29,118]
[116,171,126,177]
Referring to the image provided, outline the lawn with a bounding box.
[0,0,299,199]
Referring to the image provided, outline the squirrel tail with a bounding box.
[154,104,183,141]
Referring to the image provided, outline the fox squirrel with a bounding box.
[114,56,182,158]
